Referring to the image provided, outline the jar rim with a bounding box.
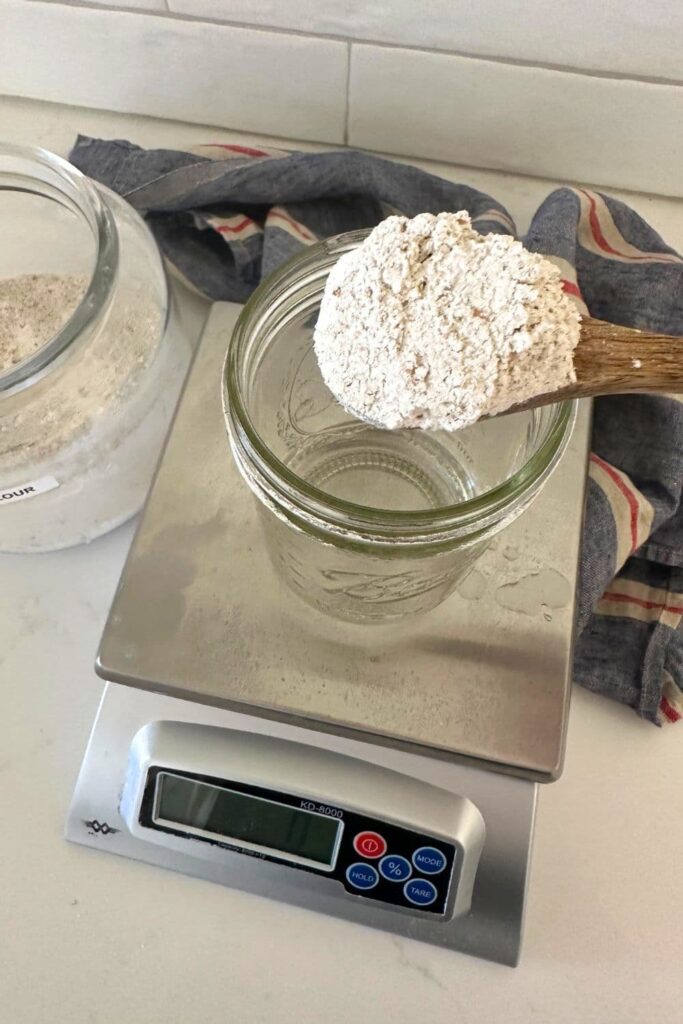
[0,143,119,397]
[224,230,576,541]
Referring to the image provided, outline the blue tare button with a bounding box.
[403,878,438,908]
[346,863,379,891]
[412,846,447,875]
[379,855,412,882]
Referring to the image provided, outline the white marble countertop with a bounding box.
[1,95,681,1024]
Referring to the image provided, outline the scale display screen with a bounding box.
[154,772,342,867]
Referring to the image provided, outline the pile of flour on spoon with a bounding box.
[314,212,581,431]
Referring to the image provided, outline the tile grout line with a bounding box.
[23,0,683,90]
[342,41,351,146]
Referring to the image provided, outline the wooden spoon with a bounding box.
[501,315,683,416]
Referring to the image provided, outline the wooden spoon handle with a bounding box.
[497,316,683,417]
[575,316,683,396]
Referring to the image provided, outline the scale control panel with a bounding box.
[137,766,457,916]
[121,722,485,921]
[347,834,452,911]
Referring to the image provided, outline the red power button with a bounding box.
[353,831,387,859]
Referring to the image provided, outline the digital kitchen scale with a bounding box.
[67,303,590,967]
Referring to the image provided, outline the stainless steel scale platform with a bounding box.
[67,303,590,967]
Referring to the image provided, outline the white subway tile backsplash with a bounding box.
[350,43,683,197]
[0,0,348,143]
[168,0,683,81]
[348,44,683,197]
[4,0,682,198]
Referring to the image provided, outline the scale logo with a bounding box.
[83,818,120,836]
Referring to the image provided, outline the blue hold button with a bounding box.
[379,855,412,882]
[346,862,379,891]
[412,846,447,875]
[404,878,438,908]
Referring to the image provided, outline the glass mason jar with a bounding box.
[0,145,192,552]
[225,230,576,624]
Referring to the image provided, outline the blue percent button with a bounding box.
[412,846,447,875]
[379,855,412,883]
[346,862,379,891]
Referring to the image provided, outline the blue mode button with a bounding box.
[404,878,438,908]
[346,862,379,891]
[412,846,447,875]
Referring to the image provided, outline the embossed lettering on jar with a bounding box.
[224,230,576,623]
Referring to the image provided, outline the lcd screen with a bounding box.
[155,773,340,866]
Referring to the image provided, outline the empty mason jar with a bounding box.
[0,144,193,552]
[224,231,576,623]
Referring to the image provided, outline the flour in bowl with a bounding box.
[0,272,189,552]
[314,212,581,431]
[0,273,87,372]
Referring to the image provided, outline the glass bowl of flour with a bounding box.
[225,230,576,624]
[0,145,192,552]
